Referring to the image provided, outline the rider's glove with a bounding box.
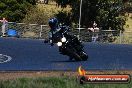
[50,43,54,46]
[49,40,54,46]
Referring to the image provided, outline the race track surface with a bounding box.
[0,38,132,71]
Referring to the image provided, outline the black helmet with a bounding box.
[48,17,58,30]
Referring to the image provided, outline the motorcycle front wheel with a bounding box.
[66,47,82,61]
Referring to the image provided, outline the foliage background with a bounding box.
[68,0,126,31]
[0,0,131,31]
[0,0,36,22]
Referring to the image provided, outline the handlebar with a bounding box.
[58,25,70,34]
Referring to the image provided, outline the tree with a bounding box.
[25,0,36,5]
[0,0,36,22]
[67,0,126,31]
[54,0,69,8]
[55,11,72,26]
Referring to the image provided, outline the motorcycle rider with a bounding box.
[48,17,59,45]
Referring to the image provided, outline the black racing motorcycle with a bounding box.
[46,25,88,61]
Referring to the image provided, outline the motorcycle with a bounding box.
[46,25,88,61]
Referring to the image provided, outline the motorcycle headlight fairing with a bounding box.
[57,42,62,46]
[61,37,66,42]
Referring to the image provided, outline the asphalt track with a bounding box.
[0,37,132,71]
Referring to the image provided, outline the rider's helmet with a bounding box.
[48,17,58,31]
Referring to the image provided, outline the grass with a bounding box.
[0,76,132,88]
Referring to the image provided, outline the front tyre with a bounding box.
[66,47,82,61]
[72,52,82,61]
